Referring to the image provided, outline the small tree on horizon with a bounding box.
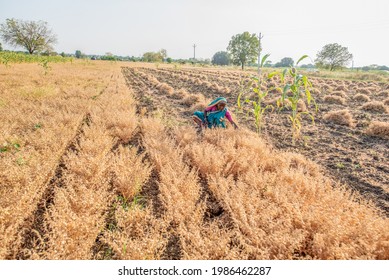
[227,32,259,70]
[315,43,353,71]
[160,49,167,61]
[274,57,294,68]
[212,51,230,66]
[142,51,163,62]
[75,50,82,58]
[0,18,57,54]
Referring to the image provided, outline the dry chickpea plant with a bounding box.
[0,57,388,260]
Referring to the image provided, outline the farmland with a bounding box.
[0,60,388,260]
[126,65,389,214]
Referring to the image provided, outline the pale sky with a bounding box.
[1,0,388,66]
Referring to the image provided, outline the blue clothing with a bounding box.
[193,97,231,128]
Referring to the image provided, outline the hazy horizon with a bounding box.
[1,0,389,67]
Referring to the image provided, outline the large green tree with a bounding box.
[212,51,230,66]
[315,43,353,71]
[0,18,57,54]
[227,32,259,70]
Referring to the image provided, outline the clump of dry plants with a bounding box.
[324,95,346,105]
[365,121,389,139]
[361,101,388,113]
[323,109,355,127]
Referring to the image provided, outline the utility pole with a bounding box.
[193,44,196,61]
[257,32,264,76]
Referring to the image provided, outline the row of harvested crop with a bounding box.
[139,67,234,96]
[0,63,100,259]
[128,68,210,114]
[41,75,139,259]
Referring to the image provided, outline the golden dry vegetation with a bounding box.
[1,61,388,260]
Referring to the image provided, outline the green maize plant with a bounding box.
[237,54,270,111]
[271,55,317,143]
[238,54,273,134]
[245,76,274,134]
[236,77,252,112]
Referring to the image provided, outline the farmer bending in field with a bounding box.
[193,97,238,132]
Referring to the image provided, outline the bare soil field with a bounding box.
[1,61,388,260]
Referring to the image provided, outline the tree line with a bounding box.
[214,32,355,71]
[1,18,387,71]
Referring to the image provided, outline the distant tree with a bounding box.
[129,56,141,62]
[378,65,389,71]
[142,51,163,62]
[315,43,353,71]
[212,51,230,66]
[300,63,315,69]
[75,50,82,58]
[0,42,2,51]
[101,53,116,61]
[274,57,294,68]
[160,49,167,60]
[42,50,57,56]
[0,18,57,54]
[360,65,389,71]
[166,57,172,63]
[369,64,379,69]
[227,31,259,70]
[101,52,116,61]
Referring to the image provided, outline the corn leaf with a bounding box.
[296,55,309,66]
[281,68,288,82]
[305,89,312,104]
[261,53,271,67]
[268,71,278,79]
[283,84,291,95]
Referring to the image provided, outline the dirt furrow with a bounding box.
[13,113,91,259]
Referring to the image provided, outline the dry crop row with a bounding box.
[141,68,235,96]
[0,62,137,259]
[0,62,108,258]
